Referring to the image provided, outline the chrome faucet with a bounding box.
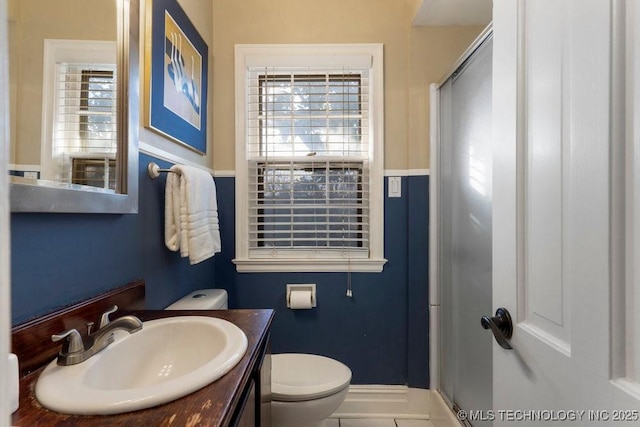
[51,305,143,366]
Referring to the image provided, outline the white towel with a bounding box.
[165,164,221,264]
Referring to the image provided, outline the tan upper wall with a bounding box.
[409,25,485,170]
[8,0,482,172]
[211,0,483,171]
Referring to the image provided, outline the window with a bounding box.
[79,69,116,145]
[234,44,386,272]
[41,40,117,190]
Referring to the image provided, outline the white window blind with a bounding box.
[53,63,117,187]
[246,69,371,256]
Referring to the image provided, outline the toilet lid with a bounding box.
[271,354,352,402]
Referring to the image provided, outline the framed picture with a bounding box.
[145,0,208,154]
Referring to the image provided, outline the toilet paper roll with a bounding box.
[289,290,313,309]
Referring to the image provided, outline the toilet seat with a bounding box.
[271,354,352,402]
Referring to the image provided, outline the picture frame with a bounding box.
[145,0,208,154]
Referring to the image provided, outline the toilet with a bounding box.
[166,289,352,427]
[166,289,229,310]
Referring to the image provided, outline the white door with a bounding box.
[491,0,640,425]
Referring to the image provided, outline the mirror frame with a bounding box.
[9,0,139,213]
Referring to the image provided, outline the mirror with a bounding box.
[8,0,139,213]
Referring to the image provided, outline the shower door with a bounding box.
[438,34,493,426]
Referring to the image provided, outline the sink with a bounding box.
[35,316,248,415]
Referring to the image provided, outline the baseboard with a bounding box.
[330,385,430,420]
[429,390,464,427]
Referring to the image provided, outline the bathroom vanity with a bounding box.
[10,281,273,426]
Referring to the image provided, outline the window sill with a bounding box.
[232,258,388,273]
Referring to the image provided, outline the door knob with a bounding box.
[481,307,513,350]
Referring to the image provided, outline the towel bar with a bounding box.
[147,162,179,179]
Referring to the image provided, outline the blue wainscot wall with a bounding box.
[10,153,217,324]
[10,155,429,387]
[213,175,430,387]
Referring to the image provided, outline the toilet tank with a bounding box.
[165,289,228,310]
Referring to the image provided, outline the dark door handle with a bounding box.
[481,307,513,350]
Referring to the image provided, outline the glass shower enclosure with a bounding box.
[436,33,493,427]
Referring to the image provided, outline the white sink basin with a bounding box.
[35,316,248,415]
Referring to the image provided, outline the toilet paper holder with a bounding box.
[286,284,317,308]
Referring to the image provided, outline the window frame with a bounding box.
[234,44,386,273]
[41,39,117,184]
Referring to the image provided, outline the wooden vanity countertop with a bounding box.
[11,309,274,427]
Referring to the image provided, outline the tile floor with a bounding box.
[326,419,433,427]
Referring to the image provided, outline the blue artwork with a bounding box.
[166,32,200,116]
[147,0,208,153]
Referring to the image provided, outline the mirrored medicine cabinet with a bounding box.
[8,0,139,213]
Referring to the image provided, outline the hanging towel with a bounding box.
[165,164,221,264]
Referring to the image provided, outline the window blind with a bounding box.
[53,63,117,186]
[247,69,371,254]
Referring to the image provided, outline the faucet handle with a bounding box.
[52,329,84,354]
[99,305,119,328]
